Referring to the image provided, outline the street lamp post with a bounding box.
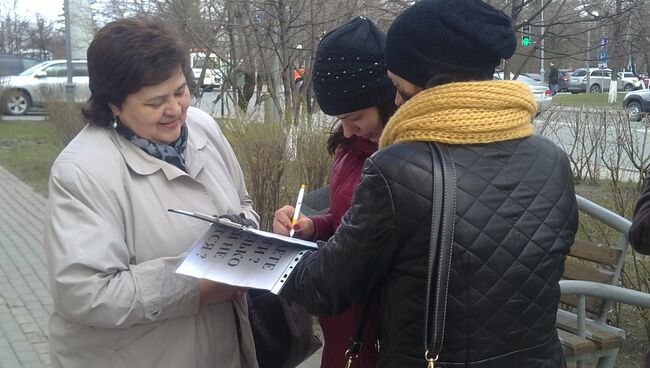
[64,0,75,105]
[577,5,599,94]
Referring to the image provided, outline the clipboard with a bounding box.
[170,209,317,294]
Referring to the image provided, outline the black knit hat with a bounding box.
[385,0,516,88]
[313,16,395,116]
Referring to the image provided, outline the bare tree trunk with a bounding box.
[276,0,295,125]
[608,0,624,103]
[503,0,522,79]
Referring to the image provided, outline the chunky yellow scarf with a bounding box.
[379,80,537,148]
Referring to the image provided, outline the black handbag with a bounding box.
[247,288,322,368]
[345,143,456,368]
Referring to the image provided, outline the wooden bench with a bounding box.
[558,195,650,368]
[302,189,650,367]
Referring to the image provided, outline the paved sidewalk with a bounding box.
[0,165,51,368]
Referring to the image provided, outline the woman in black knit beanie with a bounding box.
[272,16,396,368]
[278,1,578,367]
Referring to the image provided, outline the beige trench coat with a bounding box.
[45,107,259,368]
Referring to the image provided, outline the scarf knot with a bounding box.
[379,80,537,148]
[115,123,188,172]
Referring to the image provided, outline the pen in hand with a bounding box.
[289,184,306,237]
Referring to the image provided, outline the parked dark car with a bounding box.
[543,69,572,92]
[0,54,40,77]
[557,69,572,92]
[623,89,650,122]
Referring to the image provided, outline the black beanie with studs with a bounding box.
[385,0,517,88]
[313,16,395,116]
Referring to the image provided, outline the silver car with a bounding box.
[623,89,650,121]
[567,68,611,94]
[0,59,90,115]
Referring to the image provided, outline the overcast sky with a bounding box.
[8,0,64,21]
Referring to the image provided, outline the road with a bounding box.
[535,107,650,181]
[0,91,232,121]
[0,108,48,121]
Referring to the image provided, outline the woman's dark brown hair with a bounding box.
[424,67,495,89]
[326,101,397,156]
[82,17,187,126]
[396,67,495,104]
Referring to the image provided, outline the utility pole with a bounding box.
[539,0,545,81]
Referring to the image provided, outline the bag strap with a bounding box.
[345,143,457,368]
[424,143,456,367]
[345,295,373,368]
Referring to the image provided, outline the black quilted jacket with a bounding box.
[281,136,578,367]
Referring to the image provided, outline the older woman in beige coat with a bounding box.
[45,17,258,368]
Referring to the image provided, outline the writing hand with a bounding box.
[272,205,314,239]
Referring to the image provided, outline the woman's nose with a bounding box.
[341,121,358,138]
[165,98,182,116]
[395,93,405,107]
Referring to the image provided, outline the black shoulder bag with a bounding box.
[344,142,456,368]
[247,289,322,368]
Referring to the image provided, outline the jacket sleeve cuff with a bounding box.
[130,256,200,321]
[281,158,396,316]
[310,213,334,241]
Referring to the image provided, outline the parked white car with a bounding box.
[494,72,552,113]
[618,72,643,92]
[0,59,90,115]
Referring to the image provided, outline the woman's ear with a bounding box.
[107,102,120,117]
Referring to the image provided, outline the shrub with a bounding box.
[218,116,332,230]
[45,100,86,148]
[292,122,333,193]
[220,118,290,230]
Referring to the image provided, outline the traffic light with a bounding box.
[521,25,531,47]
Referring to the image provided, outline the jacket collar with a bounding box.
[354,137,379,156]
[338,137,378,157]
[108,121,208,181]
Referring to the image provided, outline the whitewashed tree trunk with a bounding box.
[608,80,618,103]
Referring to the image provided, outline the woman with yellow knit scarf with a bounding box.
[279,1,578,367]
